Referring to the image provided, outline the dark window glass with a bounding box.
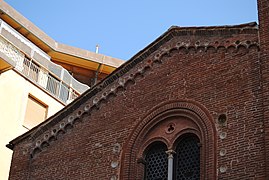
[145,142,168,180]
[175,135,200,180]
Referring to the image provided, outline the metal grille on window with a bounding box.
[145,142,168,180]
[175,135,200,180]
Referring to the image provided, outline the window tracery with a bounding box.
[144,135,200,180]
[144,142,168,180]
[174,135,200,180]
[120,100,216,179]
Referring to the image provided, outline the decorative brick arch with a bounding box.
[120,99,216,179]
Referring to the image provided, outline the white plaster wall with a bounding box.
[0,70,64,180]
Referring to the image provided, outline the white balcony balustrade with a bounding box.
[0,19,89,104]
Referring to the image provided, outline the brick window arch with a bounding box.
[120,100,216,179]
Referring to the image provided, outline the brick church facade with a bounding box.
[7,0,269,179]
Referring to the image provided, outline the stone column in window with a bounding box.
[166,149,175,180]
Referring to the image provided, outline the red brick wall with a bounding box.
[258,0,269,177]
[9,26,266,179]
[8,141,32,179]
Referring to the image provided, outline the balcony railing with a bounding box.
[21,57,80,103]
[0,19,89,104]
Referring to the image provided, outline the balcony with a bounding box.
[0,19,89,104]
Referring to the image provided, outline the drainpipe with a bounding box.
[94,63,102,85]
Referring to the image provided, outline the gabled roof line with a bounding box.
[7,22,259,157]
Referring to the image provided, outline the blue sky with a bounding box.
[5,0,258,60]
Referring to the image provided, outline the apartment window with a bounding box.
[23,95,48,130]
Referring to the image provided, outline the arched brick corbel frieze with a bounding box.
[120,99,217,180]
[29,39,258,158]
[29,38,259,157]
